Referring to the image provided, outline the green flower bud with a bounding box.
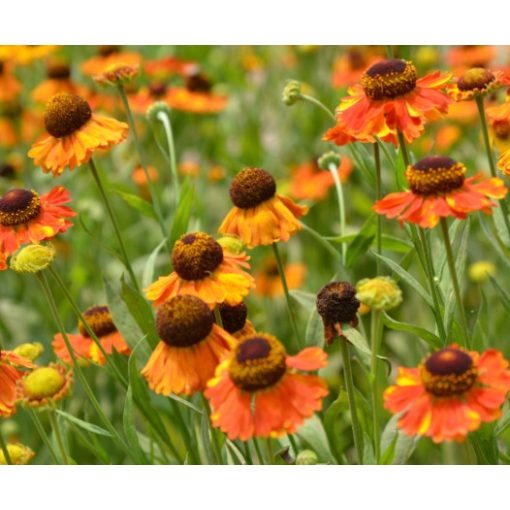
[146,101,172,123]
[356,276,403,311]
[296,449,318,465]
[13,342,44,362]
[318,151,341,170]
[10,243,55,274]
[282,80,302,106]
[216,235,245,255]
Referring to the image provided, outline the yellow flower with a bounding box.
[468,261,496,283]
[356,276,403,311]
[10,243,55,273]
[0,443,35,465]
[13,342,44,362]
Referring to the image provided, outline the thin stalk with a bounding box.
[271,243,301,351]
[214,307,223,329]
[475,95,510,243]
[300,222,342,262]
[89,158,140,292]
[370,310,383,463]
[374,142,382,274]
[48,409,68,465]
[328,162,346,265]
[117,84,167,237]
[266,438,274,464]
[339,340,364,464]
[201,395,223,465]
[36,272,133,459]
[167,398,197,464]
[156,110,180,201]
[298,94,336,122]
[243,442,253,464]
[439,218,470,347]
[288,434,299,458]
[397,131,410,167]
[0,429,12,465]
[253,438,265,465]
[29,409,60,464]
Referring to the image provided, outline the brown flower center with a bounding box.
[156,295,213,348]
[149,82,167,98]
[457,68,495,92]
[79,305,117,338]
[218,302,247,334]
[362,59,417,100]
[0,164,16,179]
[348,50,367,71]
[493,120,510,140]
[406,156,466,195]
[44,93,92,138]
[0,189,41,226]
[316,281,360,325]
[230,167,276,209]
[47,63,71,80]
[172,232,224,280]
[421,347,478,397]
[98,45,120,57]
[229,334,287,392]
[185,73,212,93]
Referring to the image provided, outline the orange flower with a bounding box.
[0,61,21,102]
[254,257,306,298]
[0,186,75,270]
[332,48,382,88]
[374,155,507,229]
[0,350,33,417]
[31,62,90,104]
[486,98,510,155]
[165,72,227,114]
[81,46,141,76]
[145,232,254,307]
[445,101,479,124]
[53,305,131,365]
[142,295,235,396]
[128,83,169,114]
[0,117,17,148]
[144,56,196,79]
[448,67,508,102]
[205,333,328,440]
[325,59,452,146]
[290,158,352,201]
[384,345,510,443]
[447,46,496,72]
[219,167,308,248]
[28,93,128,176]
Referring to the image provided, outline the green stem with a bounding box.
[370,310,383,463]
[213,306,223,329]
[48,409,68,465]
[117,84,168,238]
[397,131,410,167]
[439,218,470,347]
[300,222,342,262]
[374,142,382,274]
[29,409,60,464]
[339,340,364,464]
[253,438,265,465]
[201,396,223,464]
[386,46,394,59]
[156,110,180,201]
[271,243,301,351]
[89,158,140,292]
[0,428,12,465]
[36,272,133,460]
[475,95,510,243]
[266,438,274,464]
[298,94,336,122]
[328,162,346,265]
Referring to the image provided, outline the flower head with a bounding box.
[384,345,510,443]
[93,63,139,86]
[282,80,302,106]
[141,295,235,396]
[316,281,360,344]
[468,261,496,283]
[28,93,128,176]
[217,301,256,338]
[219,167,308,248]
[448,67,506,102]
[145,232,254,307]
[205,333,328,440]
[0,443,35,465]
[0,350,33,417]
[254,256,305,298]
[13,342,44,362]
[10,243,55,273]
[374,155,507,228]
[356,276,403,311]
[81,46,141,76]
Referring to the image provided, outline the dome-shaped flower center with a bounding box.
[23,367,65,400]
[348,50,367,70]
[361,59,417,100]
[98,45,120,57]
[406,156,466,195]
[229,334,287,392]
[230,167,276,209]
[493,120,510,140]
[457,68,495,92]
[0,189,41,226]
[79,305,117,338]
[421,347,478,397]
[316,281,360,325]
[156,295,213,347]
[47,63,71,80]
[0,163,16,179]
[185,73,212,93]
[149,82,167,98]
[44,93,92,138]
[218,301,247,334]
[171,232,224,280]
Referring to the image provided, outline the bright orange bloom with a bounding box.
[219,167,308,248]
[2,45,57,65]
[142,295,235,396]
[290,158,352,201]
[145,232,254,307]
[447,46,496,72]
[332,48,382,88]
[384,345,510,443]
[448,67,508,102]
[0,350,33,417]
[205,333,328,440]
[144,56,196,79]
[487,98,510,155]
[0,118,17,148]
[0,186,75,270]
[81,46,141,76]
[128,83,169,114]
[254,257,306,298]
[28,93,128,176]
[325,59,452,146]
[53,305,131,365]
[0,61,21,102]
[374,155,507,229]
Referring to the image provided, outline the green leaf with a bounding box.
[382,313,442,349]
[113,190,156,220]
[394,148,407,191]
[55,410,113,437]
[169,180,195,247]
[374,252,433,308]
[488,275,510,312]
[380,414,417,465]
[296,414,337,464]
[323,391,350,462]
[326,234,411,254]
[123,385,149,464]
[142,238,168,288]
[342,325,371,357]
[304,308,324,348]
[345,215,376,268]
[290,290,316,310]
